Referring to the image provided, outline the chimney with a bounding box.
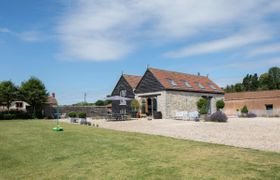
[197,72,200,76]
[52,92,55,98]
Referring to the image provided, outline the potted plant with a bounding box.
[68,112,77,123]
[197,98,208,121]
[241,105,248,117]
[79,112,87,125]
[216,100,225,111]
[130,99,140,118]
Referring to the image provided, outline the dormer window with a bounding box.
[120,90,127,97]
[208,83,217,90]
[167,79,177,87]
[196,82,205,89]
[182,80,192,88]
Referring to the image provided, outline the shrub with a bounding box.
[78,112,87,118]
[209,110,228,122]
[197,98,208,115]
[68,112,77,118]
[3,113,16,120]
[216,100,225,110]
[131,99,140,112]
[241,105,249,114]
[247,112,257,118]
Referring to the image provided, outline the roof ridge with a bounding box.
[148,67,208,78]
[123,74,142,77]
[225,89,280,94]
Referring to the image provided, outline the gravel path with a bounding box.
[95,117,280,152]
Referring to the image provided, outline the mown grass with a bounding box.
[0,120,280,179]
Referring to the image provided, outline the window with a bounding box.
[266,104,273,110]
[196,82,205,89]
[208,83,217,90]
[182,80,192,88]
[120,90,127,97]
[16,102,23,108]
[167,79,177,87]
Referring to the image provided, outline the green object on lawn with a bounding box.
[53,108,63,132]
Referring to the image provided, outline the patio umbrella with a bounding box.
[104,96,132,101]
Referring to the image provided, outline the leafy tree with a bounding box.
[234,83,243,92]
[216,100,225,110]
[19,77,48,118]
[259,73,270,90]
[95,100,105,106]
[0,81,18,112]
[268,67,280,89]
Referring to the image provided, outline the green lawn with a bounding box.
[0,120,280,180]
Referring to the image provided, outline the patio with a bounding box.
[96,117,280,152]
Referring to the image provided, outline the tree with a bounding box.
[259,73,270,90]
[19,77,48,118]
[216,100,225,110]
[0,81,18,112]
[95,100,105,106]
[241,105,248,114]
[268,67,280,89]
[234,83,243,92]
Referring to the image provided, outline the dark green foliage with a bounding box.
[94,100,111,106]
[19,77,48,118]
[268,67,280,89]
[78,112,87,118]
[197,98,208,115]
[209,110,228,122]
[241,105,249,114]
[0,81,18,111]
[68,112,77,118]
[216,100,225,110]
[0,110,31,120]
[224,66,280,92]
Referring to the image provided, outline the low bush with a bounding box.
[68,112,77,118]
[247,112,257,118]
[209,110,228,122]
[0,110,31,120]
[78,112,87,118]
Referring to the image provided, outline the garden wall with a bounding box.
[58,106,109,118]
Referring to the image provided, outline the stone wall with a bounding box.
[135,90,224,119]
[165,91,224,119]
[58,106,109,118]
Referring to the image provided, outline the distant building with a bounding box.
[43,93,58,118]
[224,90,280,116]
[0,101,30,112]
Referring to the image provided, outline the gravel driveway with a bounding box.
[96,117,280,152]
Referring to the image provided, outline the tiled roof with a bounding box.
[47,96,58,106]
[123,74,142,89]
[148,68,224,94]
[225,90,280,100]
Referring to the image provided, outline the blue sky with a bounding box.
[1,0,280,105]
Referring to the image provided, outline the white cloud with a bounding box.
[164,29,272,58]
[0,27,11,33]
[56,0,280,61]
[247,43,280,57]
[17,31,44,42]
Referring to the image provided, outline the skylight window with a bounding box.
[208,83,217,90]
[196,82,205,89]
[167,79,177,87]
[182,80,192,88]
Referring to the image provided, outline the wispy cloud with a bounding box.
[56,0,280,61]
[0,27,11,33]
[0,27,47,42]
[247,43,280,57]
[164,29,272,58]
